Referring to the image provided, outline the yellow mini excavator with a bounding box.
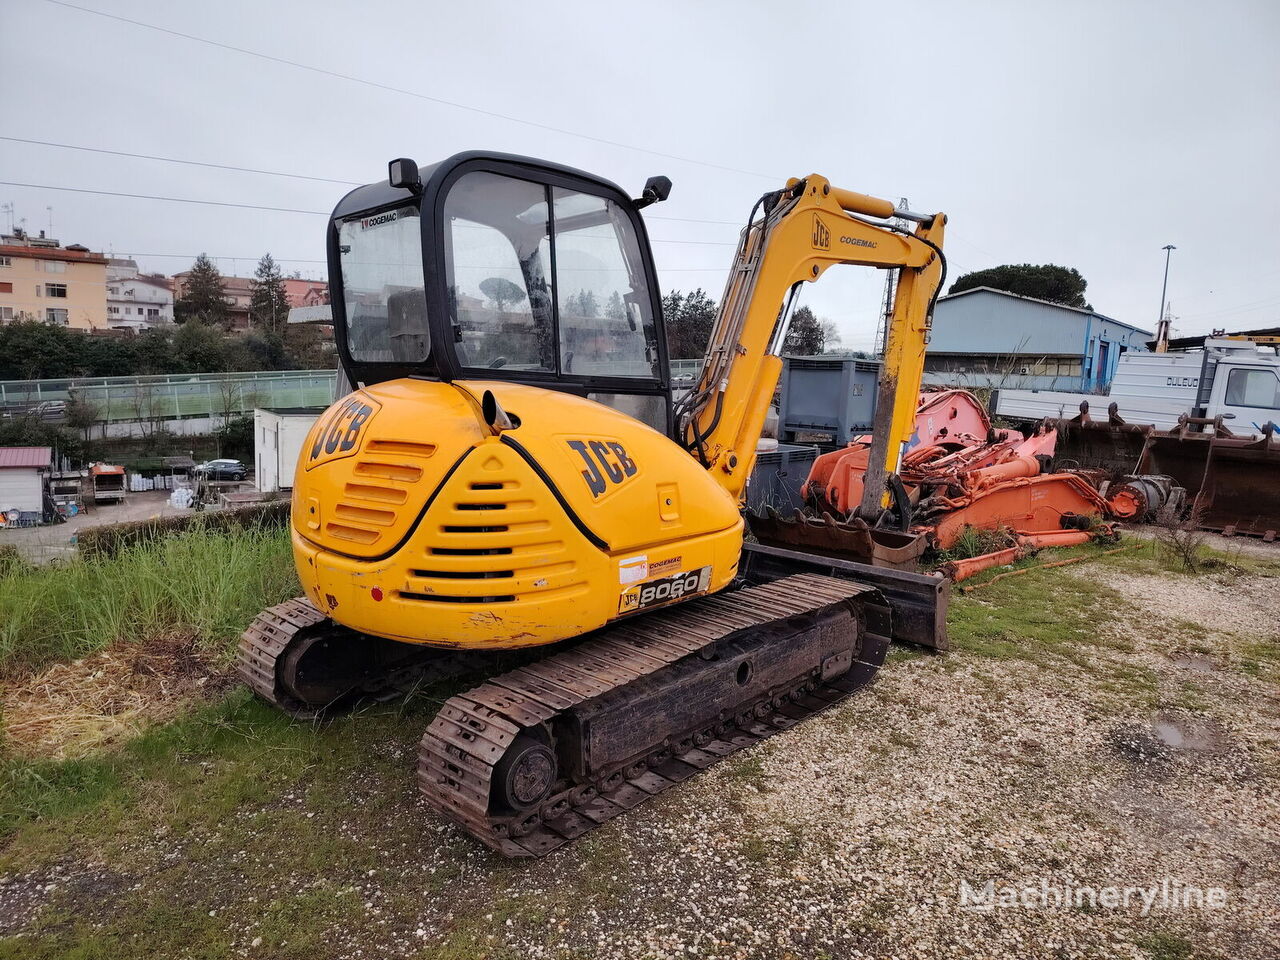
[238,151,949,856]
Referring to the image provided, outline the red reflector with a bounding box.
[371,587,384,602]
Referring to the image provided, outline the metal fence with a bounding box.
[1,364,715,426]
[0,370,338,423]
[669,359,703,381]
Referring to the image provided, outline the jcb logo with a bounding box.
[566,439,638,498]
[812,215,830,250]
[306,394,379,468]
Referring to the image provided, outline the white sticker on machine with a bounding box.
[619,566,713,614]
[618,555,649,584]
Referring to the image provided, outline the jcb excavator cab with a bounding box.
[329,152,675,435]
[288,152,743,652]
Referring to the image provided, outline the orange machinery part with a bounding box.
[802,389,998,514]
[928,473,1110,550]
[942,529,1096,582]
[1105,485,1146,520]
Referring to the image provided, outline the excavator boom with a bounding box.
[677,177,946,520]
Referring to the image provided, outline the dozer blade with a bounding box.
[745,506,927,570]
[416,574,890,857]
[1141,431,1280,538]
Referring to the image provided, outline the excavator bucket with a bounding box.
[746,506,928,569]
[1050,406,1152,474]
[1051,402,1280,539]
[1140,427,1280,538]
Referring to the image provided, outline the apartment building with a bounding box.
[107,258,175,330]
[0,231,108,330]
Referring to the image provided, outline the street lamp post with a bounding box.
[1156,244,1176,352]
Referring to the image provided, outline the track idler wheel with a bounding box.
[492,735,557,813]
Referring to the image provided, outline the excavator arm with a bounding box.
[675,176,946,521]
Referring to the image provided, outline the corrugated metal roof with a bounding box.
[0,446,53,468]
[938,286,1154,336]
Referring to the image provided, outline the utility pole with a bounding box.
[1156,244,1176,351]
[1155,301,1175,353]
[874,197,911,357]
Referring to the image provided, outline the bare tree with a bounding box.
[214,378,259,457]
[129,384,165,441]
[1154,499,1209,573]
[64,389,102,460]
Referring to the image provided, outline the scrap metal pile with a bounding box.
[1050,401,1278,541]
[749,389,1183,578]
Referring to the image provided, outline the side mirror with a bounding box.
[633,175,672,209]
[388,158,422,193]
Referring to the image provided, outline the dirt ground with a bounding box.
[0,543,1277,959]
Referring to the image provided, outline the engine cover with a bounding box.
[291,379,744,649]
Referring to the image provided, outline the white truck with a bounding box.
[993,339,1280,437]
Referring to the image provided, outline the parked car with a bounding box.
[8,400,68,422]
[195,458,248,481]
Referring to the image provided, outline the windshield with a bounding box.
[444,171,659,378]
[337,206,429,363]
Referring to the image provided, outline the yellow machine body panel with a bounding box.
[290,379,743,649]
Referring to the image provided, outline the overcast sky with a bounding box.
[2,0,1277,352]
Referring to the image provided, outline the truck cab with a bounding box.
[1196,340,1280,435]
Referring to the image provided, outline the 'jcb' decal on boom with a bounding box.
[812,214,830,250]
[307,395,378,467]
[566,439,637,497]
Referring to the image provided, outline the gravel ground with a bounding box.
[2,552,1277,959]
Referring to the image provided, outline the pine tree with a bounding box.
[250,253,292,337]
[606,290,625,321]
[175,254,230,328]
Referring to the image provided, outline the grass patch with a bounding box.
[1135,930,1197,960]
[1239,637,1280,679]
[947,545,1134,667]
[0,526,297,678]
[931,525,1017,564]
[723,750,770,790]
[1100,539,1280,580]
[0,679,499,957]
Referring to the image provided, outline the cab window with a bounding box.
[1224,368,1280,409]
[552,188,659,378]
[443,173,554,371]
[337,206,429,363]
[443,171,659,380]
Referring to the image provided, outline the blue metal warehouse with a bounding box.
[924,287,1152,392]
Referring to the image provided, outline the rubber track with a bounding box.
[236,596,472,717]
[236,597,327,709]
[416,573,887,857]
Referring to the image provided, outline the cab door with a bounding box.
[1217,365,1280,436]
